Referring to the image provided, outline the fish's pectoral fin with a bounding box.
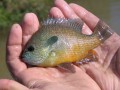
[57,63,76,73]
[74,50,98,66]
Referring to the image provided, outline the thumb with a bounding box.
[0,79,29,90]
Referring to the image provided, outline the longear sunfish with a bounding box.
[21,18,113,69]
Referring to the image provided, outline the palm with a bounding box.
[83,33,120,90]
[2,0,120,90]
[17,62,101,90]
[9,24,120,90]
[13,33,120,90]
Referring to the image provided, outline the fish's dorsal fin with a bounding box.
[42,18,84,32]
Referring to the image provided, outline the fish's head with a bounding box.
[21,35,59,66]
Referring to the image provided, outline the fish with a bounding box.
[21,18,113,70]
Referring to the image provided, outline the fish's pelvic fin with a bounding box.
[58,63,76,73]
[93,20,114,42]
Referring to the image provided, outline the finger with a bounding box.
[54,0,92,34]
[82,24,92,35]
[54,0,78,19]
[109,47,120,75]
[7,24,27,77]
[0,79,29,90]
[83,65,106,90]
[116,48,120,75]
[69,3,99,30]
[102,33,120,69]
[22,13,39,46]
[49,7,64,18]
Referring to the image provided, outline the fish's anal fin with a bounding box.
[74,50,98,66]
[58,63,76,73]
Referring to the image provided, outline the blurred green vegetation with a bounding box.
[0,0,55,35]
[0,0,110,35]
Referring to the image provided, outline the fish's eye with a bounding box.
[27,45,34,52]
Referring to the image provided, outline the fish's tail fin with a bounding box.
[93,20,114,42]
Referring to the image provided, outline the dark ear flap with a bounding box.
[47,36,58,46]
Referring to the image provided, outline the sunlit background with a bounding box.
[0,0,120,79]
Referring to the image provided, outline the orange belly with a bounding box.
[39,45,89,67]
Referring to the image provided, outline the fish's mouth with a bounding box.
[21,55,44,66]
[21,45,53,66]
[21,51,50,66]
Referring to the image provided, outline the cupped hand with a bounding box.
[0,0,120,90]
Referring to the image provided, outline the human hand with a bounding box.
[0,0,120,90]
